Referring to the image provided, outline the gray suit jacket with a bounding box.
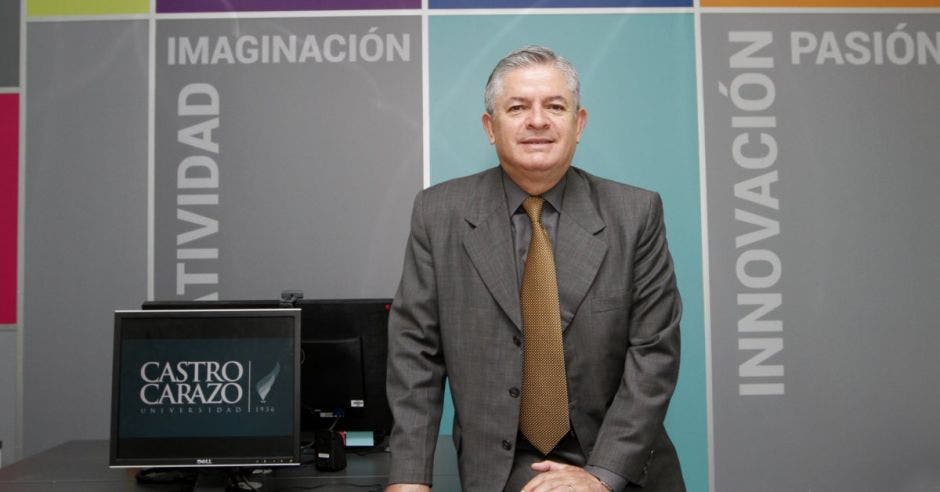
[387,166,683,491]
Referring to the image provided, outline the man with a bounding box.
[386,46,684,492]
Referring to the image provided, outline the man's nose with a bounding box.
[526,107,550,129]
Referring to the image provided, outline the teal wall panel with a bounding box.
[429,14,706,490]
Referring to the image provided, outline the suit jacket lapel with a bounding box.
[462,168,523,331]
[556,169,608,330]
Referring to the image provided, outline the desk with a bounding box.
[0,437,460,490]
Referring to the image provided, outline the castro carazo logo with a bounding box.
[138,360,245,405]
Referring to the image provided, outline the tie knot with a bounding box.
[522,196,544,224]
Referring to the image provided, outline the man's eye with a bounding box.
[507,105,524,113]
[548,104,566,111]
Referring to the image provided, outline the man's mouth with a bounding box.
[520,137,554,145]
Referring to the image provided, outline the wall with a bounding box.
[0,0,20,470]
[1,1,939,491]
[24,17,150,462]
[701,12,940,490]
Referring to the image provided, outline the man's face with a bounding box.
[482,64,587,186]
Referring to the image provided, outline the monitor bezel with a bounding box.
[109,308,302,469]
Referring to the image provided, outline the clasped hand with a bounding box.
[520,460,610,492]
[384,460,609,492]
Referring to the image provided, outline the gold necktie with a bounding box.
[519,196,570,455]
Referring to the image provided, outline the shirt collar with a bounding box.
[501,168,567,216]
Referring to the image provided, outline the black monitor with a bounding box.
[295,299,393,444]
[141,299,282,310]
[109,309,301,468]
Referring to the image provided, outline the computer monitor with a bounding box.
[109,309,301,468]
[296,299,393,443]
[141,299,282,310]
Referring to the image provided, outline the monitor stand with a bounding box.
[192,468,264,491]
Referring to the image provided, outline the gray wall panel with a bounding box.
[0,331,16,466]
[25,21,148,457]
[153,17,422,301]
[0,1,18,87]
[702,14,940,491]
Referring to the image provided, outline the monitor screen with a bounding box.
[109,309,301,468]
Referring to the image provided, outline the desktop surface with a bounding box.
[0,437,459,491]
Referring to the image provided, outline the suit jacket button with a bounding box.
[512,336,522,347]
[509,387,520,398]
[502,440,512,451]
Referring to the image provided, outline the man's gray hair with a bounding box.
[484,45,581,115]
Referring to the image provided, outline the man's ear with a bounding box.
[575,107,588,143]
[482,112,496,144]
